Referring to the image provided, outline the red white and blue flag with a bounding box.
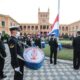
[48,14,59,37]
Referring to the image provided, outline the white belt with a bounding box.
[17,54,24,61]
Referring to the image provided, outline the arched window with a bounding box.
[20,26,22,30]
[35,26,38,30]
[24,26,26,29]
[43,25,46,29]
[32,26,34,29]
[62,26,64,31]
[28,26,30,29]
[66,26,68,31]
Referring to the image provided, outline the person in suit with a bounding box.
[49,34,58,65]
[72,31,80,70]
[8,26,24,80]
[0,33,7,79]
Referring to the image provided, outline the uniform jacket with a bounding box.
[72,36,80,53]
[26,38,31,46]
[35,38,41,48]
[8,36,23,68]
[49,38,58,52]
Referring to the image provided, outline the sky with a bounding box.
[0,0,80,24]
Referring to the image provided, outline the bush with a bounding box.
[1,33,10,42]
[62,44,72,49]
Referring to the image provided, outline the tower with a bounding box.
[38,8,49,25]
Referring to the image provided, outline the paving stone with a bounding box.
[3,44,80,80]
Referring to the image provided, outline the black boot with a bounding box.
[50,59,53,64]
[0,75,7,79]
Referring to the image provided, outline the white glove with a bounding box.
[15,67,20,72]
[14,67,22,74]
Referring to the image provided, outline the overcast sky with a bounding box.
[0,0,80,24]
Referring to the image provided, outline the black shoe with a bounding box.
[74,67,79,70]
[54,63,57,65]
[50,59,53,64]
[50,61,53,64]
[73,66,79,70]
[0,75,7,79]
[50,62,53,64]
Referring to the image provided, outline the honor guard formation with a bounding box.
[0,26,80,80]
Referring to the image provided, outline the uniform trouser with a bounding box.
[50,49,57,64]
[0,57,5,77]
[73,52,80,69]
[12,59,24,80]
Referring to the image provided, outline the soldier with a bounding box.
[72,31,80,70]
[35,35,41,48]
[8,26,24,80]
[18,33,23,40]
[26,35,31,47]
[49,34,58,65]
[0,33,7,79]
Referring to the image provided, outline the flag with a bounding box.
[48,14,59,37]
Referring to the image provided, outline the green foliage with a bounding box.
[59,40,72,45]
[1,33,10,40]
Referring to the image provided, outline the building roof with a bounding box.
[68,20,80,26]
[0,14,20,25]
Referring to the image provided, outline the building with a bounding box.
[20,8,51,36]
[19,8,70,37]
[60,21,80,37]
[60,24,69,36]
[68,21,80,37]
[0,14,19,35]
[0,9,80,37]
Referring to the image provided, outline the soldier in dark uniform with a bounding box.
[26,35,31,47]
[35,35,41,48]
[18,33,24,42]
[72,31,80,70]
[8,26,24,80]
[49,35,58,65]
[18,33,25,48]
[0,33,7,79]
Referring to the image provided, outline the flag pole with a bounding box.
[57,0,60,41]
[58,0,60,23]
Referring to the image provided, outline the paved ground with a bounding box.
[3,44,80,80]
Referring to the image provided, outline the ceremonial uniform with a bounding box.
[35,37,41,48]
[72,32,80,69]
[0,40,6,79]
[8,36,24,80]
[26,38,31,47]
[8,26,24,80]
[49,37,58,64]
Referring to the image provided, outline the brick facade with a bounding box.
[0,9,80,37]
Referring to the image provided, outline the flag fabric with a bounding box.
[48,14,59,37]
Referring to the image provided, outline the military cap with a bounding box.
[9,26,19,31]
[50,33,55,36]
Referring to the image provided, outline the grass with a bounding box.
[43,44,73,61]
